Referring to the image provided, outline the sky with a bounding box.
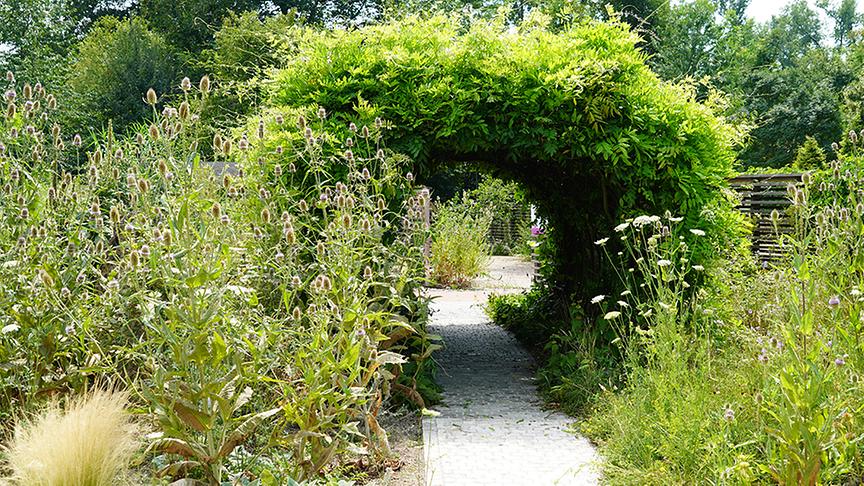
[746,0,864,23]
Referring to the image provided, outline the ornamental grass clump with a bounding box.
[4,389,138,486]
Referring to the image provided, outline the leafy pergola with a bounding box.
[260,15,747,298]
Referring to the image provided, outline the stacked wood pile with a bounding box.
[728,173,803,262]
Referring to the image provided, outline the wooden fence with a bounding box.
[728,172,803,261]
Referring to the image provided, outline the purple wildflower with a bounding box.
[531,226,544,237]
[829,295,841,307]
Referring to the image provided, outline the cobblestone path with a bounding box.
[422,258,600,485]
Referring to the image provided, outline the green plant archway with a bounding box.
[255,15,748,299]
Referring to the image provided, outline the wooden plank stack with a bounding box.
[728,173,803,262]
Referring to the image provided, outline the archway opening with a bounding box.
[260,13,745,311]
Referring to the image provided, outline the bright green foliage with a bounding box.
[467,176,531,256]
[793,135,827,171]
[430,194,492,288]
[269,14,747,299]
[64,17,182,135]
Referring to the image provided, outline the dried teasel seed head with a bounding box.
[238,137,249,151]
[149,124,159,140]
[363,266,373,279]
[274,165,282,177]
[223,174,231,189]
[342,214,352,228]
[317,107,326,119]
[222,139,232,155]
[851,130,859,144]
[140,244,150,258]
[832,142,840,151]
[345,137,354,148]
[46,95,56,110]
[297,114,306,130]
[377,198,386,211]
[51,124,60,140]
[5,71,12,83]
[163,230,172,246]
[261,207,271,224]
[129,250,140,268]
[180,77,191,91]
[304,127,313,141]
[211,202,222,219]
[137,178,149,194]
[47,187,55,199]
[299,199,308,212]
[406,172,414,182]
[344,149,354,161]
[361,167,370,179]
[316,241,325,254]
[158,159,168,177]
[7,102,15,118]
[110,206,120,224]
[199,75,210,94]
[361,125,369,138]
[292,306,302,320]
[257,119,265,139]
[284,225,296,244]
[22,83,31,99]
[178,101,190,120]
[376,149,385,159]
[213,133,223,151]
[288,163,296,173]
[220,214,230,225]
[361,219,371,232]
[801,172,811,185]
[146,88,157,106]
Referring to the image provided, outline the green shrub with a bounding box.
[430,194,491,288]
[63,17,182,136]
[467,176,531,256]
[793,135,827,171]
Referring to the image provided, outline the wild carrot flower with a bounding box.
[591,295,605,304]
[604,311,621,319]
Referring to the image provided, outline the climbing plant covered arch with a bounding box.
[255,14,747,298]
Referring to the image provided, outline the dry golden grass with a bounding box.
[4,389,139,486]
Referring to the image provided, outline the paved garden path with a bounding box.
[422,257,600,485]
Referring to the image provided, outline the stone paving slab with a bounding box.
[422,280,600,486]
